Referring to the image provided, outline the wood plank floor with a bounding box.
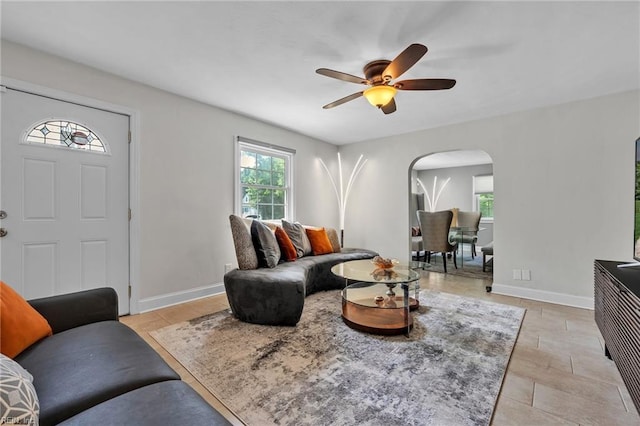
[121,272,640,425]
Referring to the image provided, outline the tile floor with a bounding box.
[121,272,640,425]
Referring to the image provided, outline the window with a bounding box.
[24,120,108,154]
[235,137,294,220]
[473,174,494,221]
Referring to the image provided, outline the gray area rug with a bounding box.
[150,290,524,426]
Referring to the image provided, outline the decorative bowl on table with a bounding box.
[372,256,399,269]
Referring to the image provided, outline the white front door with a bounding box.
[1,87,130,314]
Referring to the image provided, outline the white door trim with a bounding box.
[1,76,142,314]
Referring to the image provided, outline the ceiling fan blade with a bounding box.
[316,68,368,85]
[381,98,396,115]
[383,43,428,80]
[322,91,364,109]
[394,79,456,90]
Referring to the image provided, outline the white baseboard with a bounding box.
[137,282,226,313]
[491,283,594,310]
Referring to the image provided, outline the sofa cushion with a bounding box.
[275,226,297,261]
[326,228,341,253]
[229,215,259,270]
[251,220,280,268]
[282,220,312,257]
[15,321,180,425]
[58,381,231,426]
[306,227,334,255]
[1,281,52,358]
[0,353,40,425]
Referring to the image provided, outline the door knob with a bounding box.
[0,228,6,238]
[0,211,6,219]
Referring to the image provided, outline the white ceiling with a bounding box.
[1,1,639,146]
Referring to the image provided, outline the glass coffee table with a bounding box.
[331,259,421,336]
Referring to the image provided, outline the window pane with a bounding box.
[273,205,285,220]
[272,157,285,172]
[240,168,256,184]
[241,151,256,168]
[272,171,284,187]
[242,205,259,218]
[241,186,258,204]
[24,120,107,153]
[255,170,271,185]
[273,189,285,204]
[479,193,494,218]
[258,189,272,204]
[257,154,272,171]
[258,204,273,220]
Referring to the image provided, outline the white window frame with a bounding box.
[472,174,494,222]
[234,136,295,220]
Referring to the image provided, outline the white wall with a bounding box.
[340,90,640,308]
[1,40,339,311]
[416,164,493,212]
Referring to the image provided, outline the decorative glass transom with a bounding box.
[25,120,107,153]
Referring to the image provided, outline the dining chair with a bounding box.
[417,210,458,273]
[451,211,482,258]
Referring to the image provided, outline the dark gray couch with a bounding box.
[18,287,230,426]
[224,248,377,326]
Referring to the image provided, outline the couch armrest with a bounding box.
[28,287,119,334]
[224,267,306,326]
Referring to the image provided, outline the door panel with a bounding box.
[23,158,56,219]
[1,88,130,314]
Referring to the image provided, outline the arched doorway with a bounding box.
[409,149,494,279]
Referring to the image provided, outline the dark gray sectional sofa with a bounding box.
[225,246,377,326]
[224,214,377,325]
[19,287,230,426]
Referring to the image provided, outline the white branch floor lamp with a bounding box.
[416,176,450,212]
[319,153,367,247]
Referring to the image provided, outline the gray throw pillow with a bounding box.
[299,224,313,255]
[326,227,341,253]
[251,220,281,268]
[0,354,40,426]
[229,215,259,270]
[282,220,312,257]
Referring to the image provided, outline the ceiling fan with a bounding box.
[316,43,456,115]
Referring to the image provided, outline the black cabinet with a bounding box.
[594,260,640,412]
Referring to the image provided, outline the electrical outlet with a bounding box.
[522,269,531,280]
[224,263,233,274]
[512,269,522,280]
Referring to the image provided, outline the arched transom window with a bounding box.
[24,120,108,153]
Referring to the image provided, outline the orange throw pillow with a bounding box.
[1,281,52,358]
[275,226,297,261]
[306,227,334,255]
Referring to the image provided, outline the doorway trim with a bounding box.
[1,76,141,314]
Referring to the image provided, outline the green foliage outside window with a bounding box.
[478,193,494,219]
[240,149,287,220]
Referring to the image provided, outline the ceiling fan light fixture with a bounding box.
[363,85,396,108]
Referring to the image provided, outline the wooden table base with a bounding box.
[342,297,415,336]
